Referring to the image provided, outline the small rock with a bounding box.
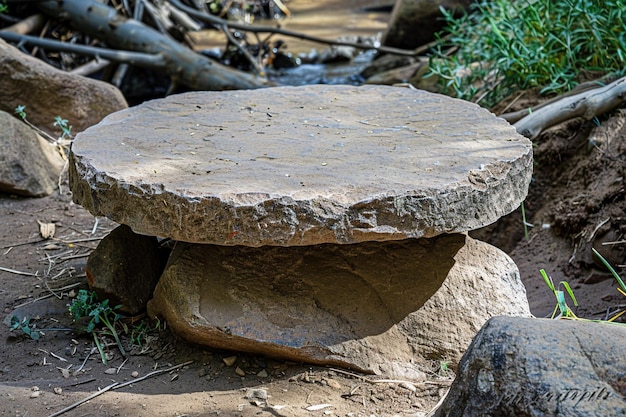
[104,368,117,375]
[324,378,341,390]
[223,356,237,367]
[245,388,268,401]
[131,371,139,378]
[257,369,268,378]
[235,367,246,377]
[53,387,62,395]
[86,224,167,315]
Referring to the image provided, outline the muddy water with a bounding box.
[270,0,391,54]
[192,0,392,85]
[265,0,392,84]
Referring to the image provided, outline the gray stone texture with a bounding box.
[0,111,65,197]
[86,224,168,315]
[434,316,626,417]
[147,235,531,377]
[70,85,532,246]
[0,38,127,137]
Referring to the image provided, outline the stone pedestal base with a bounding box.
[147,235,531,378]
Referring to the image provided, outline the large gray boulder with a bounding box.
[0,111,64,197]
[0,38,127,137]
[435,316,626,417]
[69,85,533,246]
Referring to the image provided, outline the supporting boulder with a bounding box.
[148,235,530,376]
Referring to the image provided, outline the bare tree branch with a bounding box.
[0,31,166,67]
[513,75,626,139]
[1,13,46,35]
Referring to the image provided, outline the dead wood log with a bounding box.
[513,76,626,139]
[1,13,46,35]
[36,0,269,91]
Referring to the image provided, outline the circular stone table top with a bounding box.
[70,85,532,246]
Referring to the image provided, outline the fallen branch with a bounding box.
[46,360,193,417]
[513,75,626,139]
[0,31,166,68]
[112,360,194,389]
[0,266,38,276]
[46,382,119,417]
[35,0,269,90]
[1,13,46,35]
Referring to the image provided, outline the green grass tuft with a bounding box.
[427,0,626,106]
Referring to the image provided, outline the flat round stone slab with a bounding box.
[70,85,532,246]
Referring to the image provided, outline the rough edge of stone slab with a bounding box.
[69,85,533,246]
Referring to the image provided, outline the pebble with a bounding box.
[53,387,63,395]
[257,369,268,378]
[104,368,117,375]
[131,371,139,378]
[324,378,341,390]
[223,356,237,367]
[235,366,246,377]
[245,388,268,400]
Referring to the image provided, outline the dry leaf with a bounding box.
[37,220,55,239]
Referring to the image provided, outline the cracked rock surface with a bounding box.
[70,84,532,246]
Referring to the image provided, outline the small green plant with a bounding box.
[124,318,161,352]
[427,0,626,106]
[540,269,578,319]
[15,105,73,144]
[14,105,27,120]
[438,360,452,377]
[69,289,126,363]
[8,316,41,340]
[53,116,72,140]
[0,1,8,14]
[592,248,626,321]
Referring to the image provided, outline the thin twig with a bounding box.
[0,266,38,276]
[46,382,120,417]
[328,367,422,387]
[0,31,167,67]
[12,282,83,309]
[424,387,450,417]
[112,360,194,390]
[38,348,69,362]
